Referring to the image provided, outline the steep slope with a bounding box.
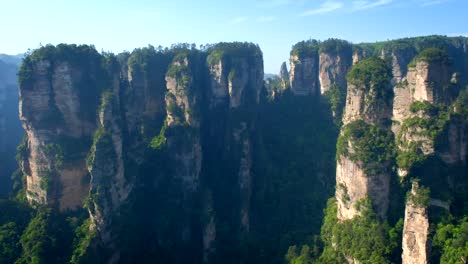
[4,35,468,264]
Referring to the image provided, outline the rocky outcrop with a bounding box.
[402,182,430,264]
[336,57,393,221]
[393,49,461,177]
[336,156,390,220]
[342,57,393,126]
[208,54,262,109]
[87,59,131,248]
[318,49,352,95]
[439,116,467,165]
[203,46,263,258]
[165,55,202,192]
[289,54,319,96]
[19,53,102,209]
[279,61,289,90]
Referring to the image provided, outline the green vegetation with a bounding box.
[206,42,262,65]
[337,120,395,175]
[166,62,189,79]
[86,127,107,168]
[15,136,28,164]
[347,57,392,91]
[19,44,103,87]
[323,83,346,124]
[149,124,167,150]
[317,198,397,263]
[433,217,468,263]
[285,245,315,264]
[70,219,96,264]
[396,141,426,170]
[251,94,337,263]
[454,88,468,118]
[319,39,353,57]
[290,40,319,57]
[396,101,450,170]
[347,57,393,113]
[44,144,64,169]
[407,181,431,208]
[408,47,451,68]
[5,37,468,264]
[354,35,464,57]
[0,200,31,263]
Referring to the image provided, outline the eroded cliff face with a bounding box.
[336,57,393,221]
[165,56,202,193]
[280,61,289,90]
[202,49,263,261]
[15,37,468,264]
[87,64,131,250]
[402,182,430,264]
[336,156,390,220]
[19,56,101,209]
[289,54,319,96]
[318,51,351,95]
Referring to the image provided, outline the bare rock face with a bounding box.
[336,150,390,221]
[87,64,131,248]
[19,55,101,209]
[123,50,169,165]
[393,49,452,135]
[393,53,457,177]
[342,58,393,127]
[409,61,451,104]
[319,51,351,95]
[289,54,319,96]
[208,60,229,107]
[279,61,289,90]
[336,57,393,221]
[159,54,204,246]
[402,182,430,264]
[208,54,263,109]
[165,56,202,192]
[439,117,467,165]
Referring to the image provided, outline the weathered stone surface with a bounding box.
[289,54,319,96]
[336,155,390,220]
[319,52,351,95]
[279,61,289,90]
[19,60,96,209]
[402,182,430,264]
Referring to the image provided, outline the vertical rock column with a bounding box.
[18,48,102,210]
[336,57,394,221]
[289,51,319,96]
[394,48,454,177]
[203,45,263,262]
[402,182,430,264]
[164,54,203,243]
[87,57,130,248]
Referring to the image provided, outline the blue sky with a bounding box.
[1,0,467,73]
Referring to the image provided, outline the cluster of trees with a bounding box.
[290,38,352,58]
[337,120,395,175]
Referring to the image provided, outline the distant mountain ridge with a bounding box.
[0,53,23,66]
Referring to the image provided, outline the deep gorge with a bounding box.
[0,35,467,264]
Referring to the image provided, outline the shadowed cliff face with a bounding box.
[10,36,468,264]
[286,37,468,264]
[19,50,104,209]
[16,43,269,263]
